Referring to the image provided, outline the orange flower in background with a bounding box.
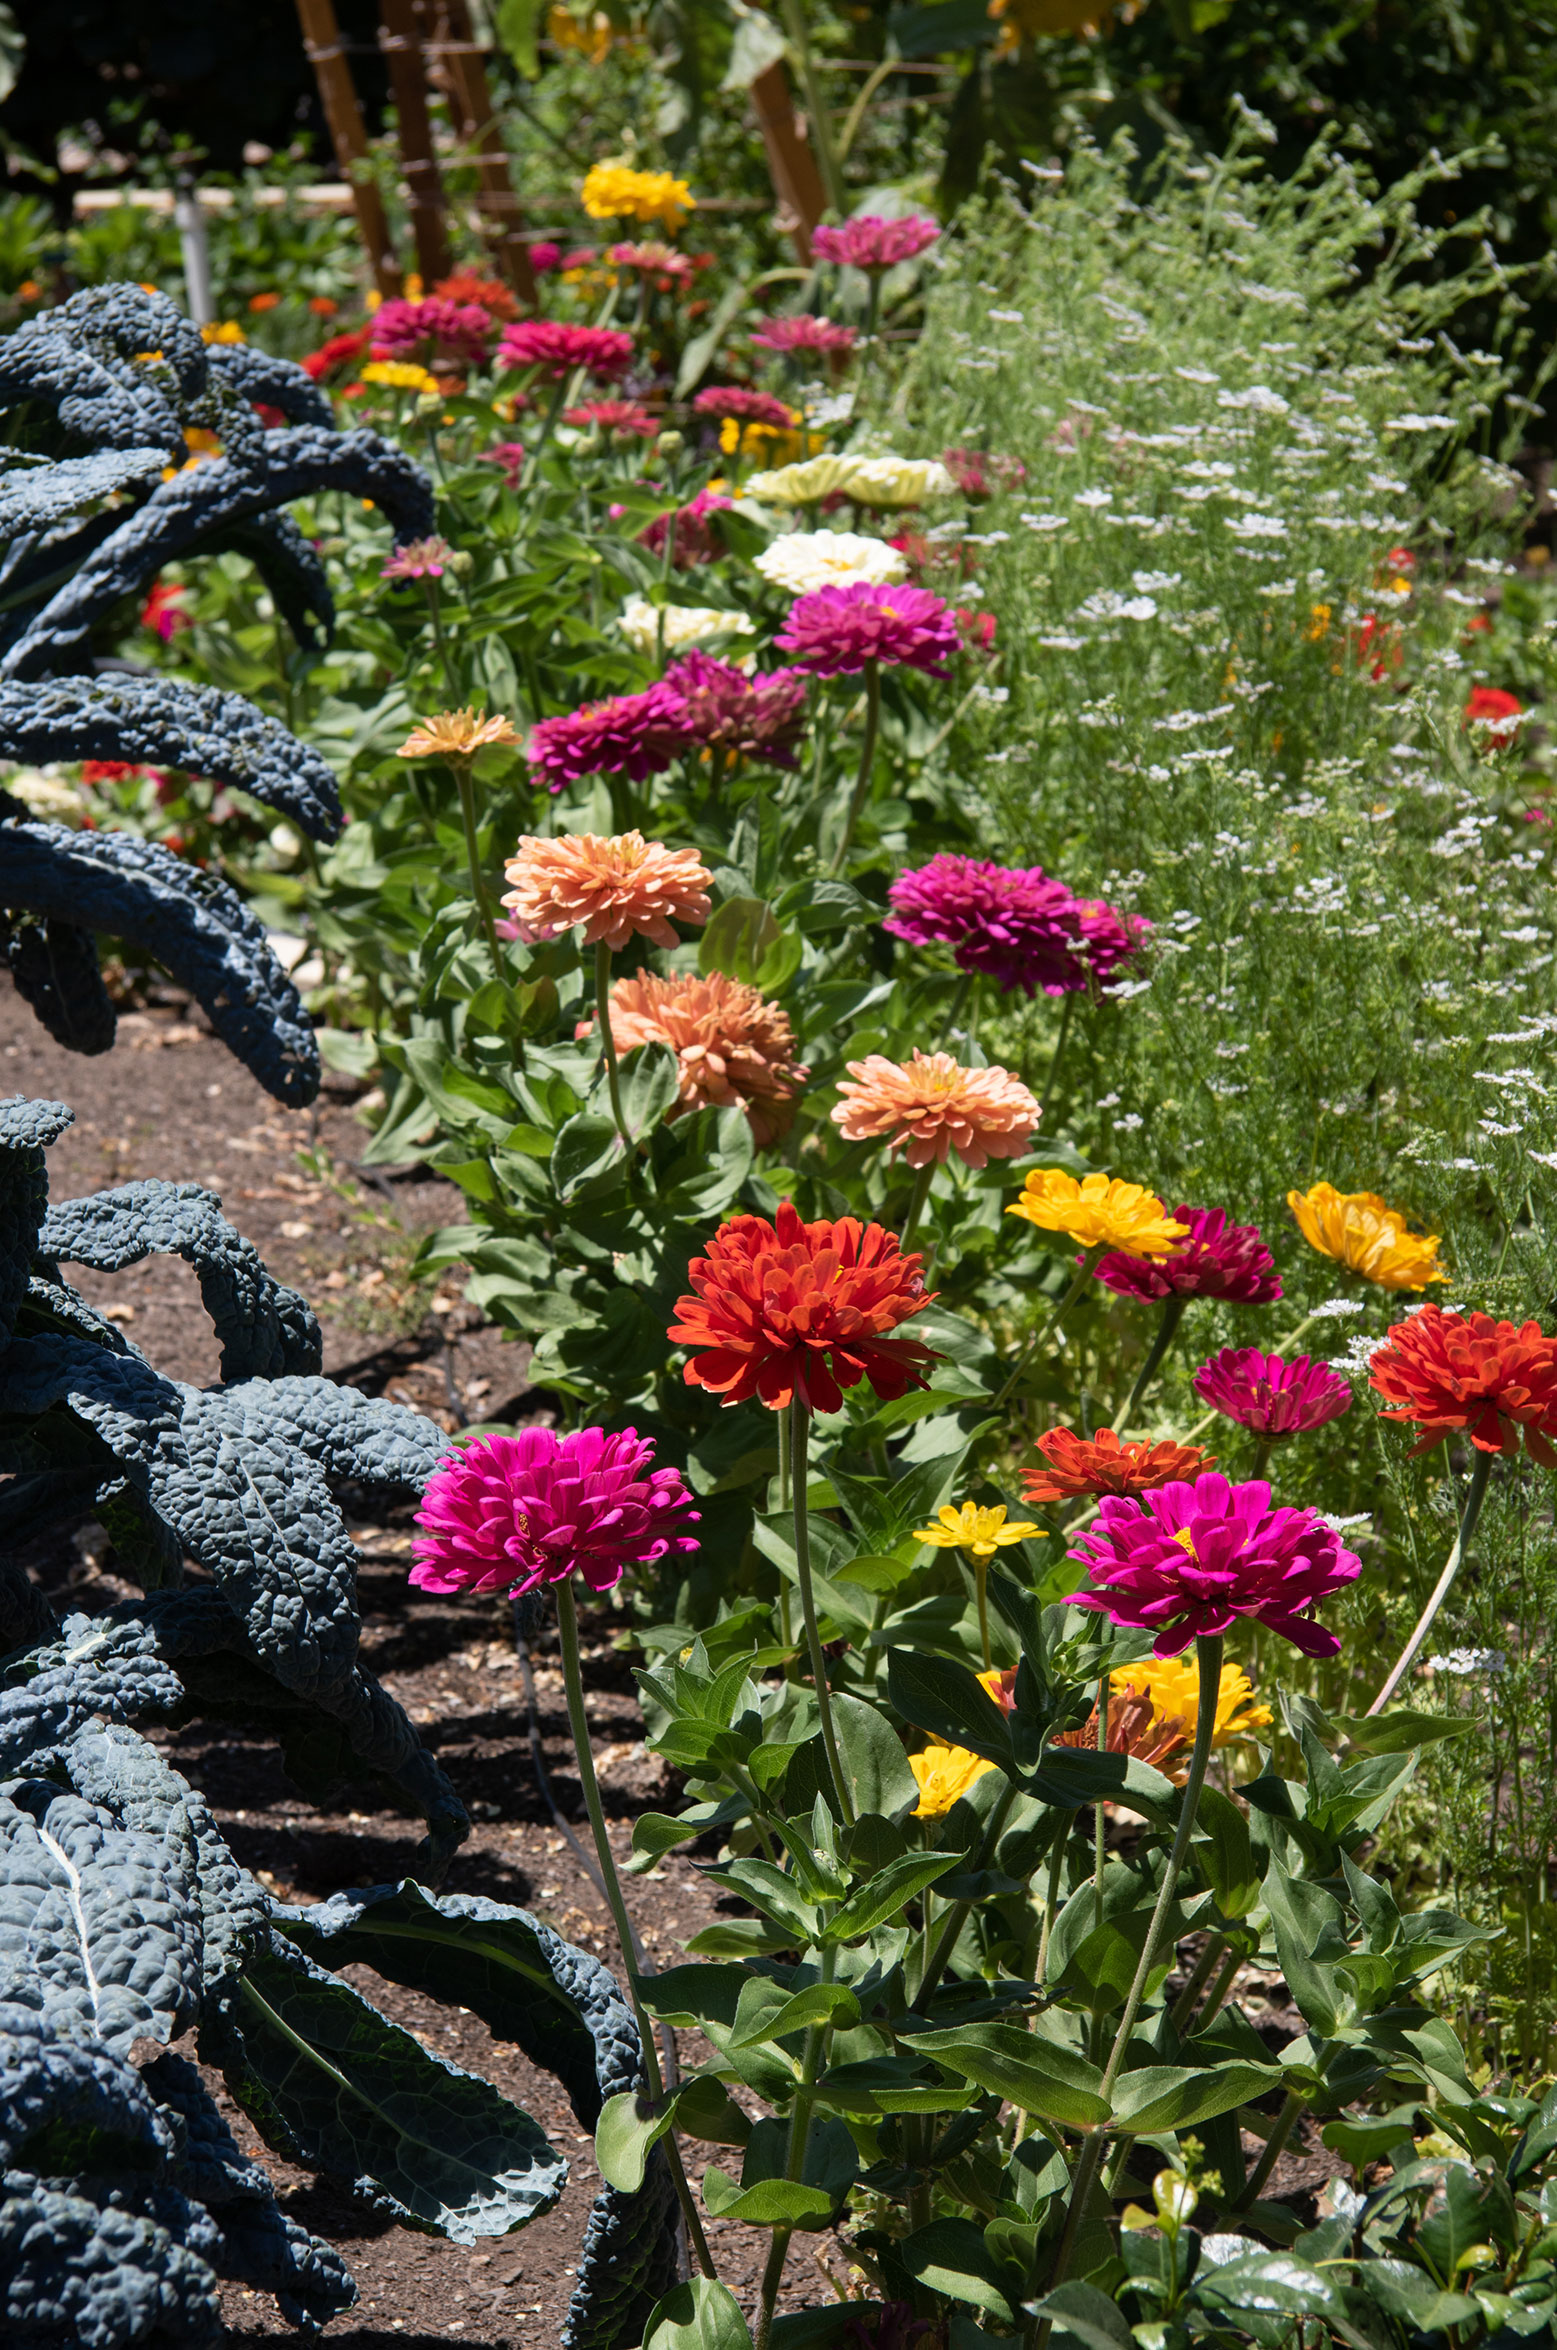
[596,970,808,1145]
[1369,1305,1557,1464]
[308,295,339,317]
[500,831,711,950]
[435,271,520,322]
[248,290,281,312]
[1288,1182,1447,1293]
[979,1665,1019,1713]
[398,709,520,762]
[1021,1425,1215,1505]
[668,1201,937,1414]
[1465,685,1524,736]
[832,1050,1040,1169]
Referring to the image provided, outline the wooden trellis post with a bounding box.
[293,0,402,296]
[748,60,827,266]
[422,0,535,303]
[379,0,454,285]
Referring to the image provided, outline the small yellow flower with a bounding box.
[549,3,615,60]
[581,162,695,233]
[361,360,439,393]
[1288,1181,1447,1293]
[398,709,521,761]
[913,1501,1042,1559]
[1304,603,1332,641]
[718,417,827,466]
[1007,1169,1189,1257]
[910,1740,996,1817]
[1111,1657,1272,1749]
[200,320,245,345]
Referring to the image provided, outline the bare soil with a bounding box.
[3,986,1343,2349]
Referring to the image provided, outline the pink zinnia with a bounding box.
[1067,1471,1361,1658]
[663,652,809,767]
[565,398,658,437]
[775,581,961,677]
[371,295,493,364]
[382,535,455,581]
[693,385,796,430]
[812,215,940,271]
[751,315,857,356]
[1096,1206,1282,1305]
[883,852,1147,997]
[529,242,562,273]
[411,1426,699,1599]
[498,320,635,381]
[942,447,1027,499]
[525,682,693,792]
[639,488,734,568]
[1193,1349,1353,1439]
[482,440,526,487]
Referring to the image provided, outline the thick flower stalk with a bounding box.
[594,968,808,1143]
[913,1499,1042,1668]
[1288,1180,1448,1291]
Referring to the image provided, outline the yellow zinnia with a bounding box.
[1288,1181,1447,1292]
[362,360,439,393]
[581,162,694,233]
[1007,1169,1189,1257]
[910,1740,996,1817]
[913,1502,1041,1559]
[1111,1657,1272,1750]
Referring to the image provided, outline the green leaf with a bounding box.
[551,1111,625,1202]
[674,2073,753,2147]
[1195,1784,1260,1918]
[886,1648,1014,1769]
[643,2276,754,2350]
[901,2217,1020,2325]
[1330,1707,1481,1754]
[1196,2251,1347,2324]
[731,1981,862,2046]
[594,2088,678,2193]
[701,2169,834,2225]
[813,2057,971,2116]
[824,1849,961,1940]
[621,1041,683,1137]
[1356,2259,1479,2333]
[492,0,542,76]
[830,1692,919,1818]
[1111,2061,1281,2135]
[1027,2283,1134,2350]
[1262,1859,1349,2036]
[699,896,786,984]
[640,1966,753,2030]
[902,2025,1110,2129]
[684,1919,799,1959]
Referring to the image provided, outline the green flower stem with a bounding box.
[994,1249,1101,1411]
[1231,2085,1306,2211]
[593,938,631,1149]
[1110,1295,1188,1439]
[1036,1811,1071,1984]
[1250,1434,1275,1486]
[1368,1449,1494,1715]
[777,1411,795,1660]
[1092,1663,1110,1932]
[829,659,881,875]
[520,373,570,491]
[915,1777,1019,2005]
[898,1159,936,1252]
[1167,1931,1228,2032]
[937,969,975,1053]
[1042,1635,1224,2316]
[1190,1939,1243,2036]
[554,1583,716,2281]
[791,1397,855,1825]
[975,1554,992,1673]
[1038,992,1075,1128]
[449,757,505,994]
[755,1942,839,2350]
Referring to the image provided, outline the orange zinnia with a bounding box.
[599,970,808,1145]
[831,1050,1039,1169]
[1369,1304,1557,1463]
[1021,1425,1215,1505]
[500,830,712,950]
[668,1201,938,1414]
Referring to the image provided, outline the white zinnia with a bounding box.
[754,530,907,595]
[618,596,755,655]
[745,451,955,510]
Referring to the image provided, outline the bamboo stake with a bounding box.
[424,0,536,302]
[293,0,402,296]
[748,60,826,264]
[379,0,454,284]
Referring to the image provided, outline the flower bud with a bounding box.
[655,428,684,458]
[447,549,475,577]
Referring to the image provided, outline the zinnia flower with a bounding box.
[910,1741,995,1816]
[883,853,1147,997]
[668,1201,937,1414]
[1096,1205,1282,1304]
[693,386,798,431]
[498,320,635,380]
[913,1502,1041,1557]
[751,315,857,356]
[1068,1471,1361,1657]
[812,214,940,271]
[1465,685,1524,738]
[595,969,807,1144]
[1053,1658,1271,1781]
[639,488,734,568]
[371,295,493,363]
[501,830,711,950]
[1288,1182,1447,1292]
[607,240,695,286]
[1021,1426,1214,1505]
[618,596,755,657]
[381,535,454,581]
[1192,1348,1353,1438]
[754,530,907,597]
[1008,1169,1188,1256]
[398,709,520,761]
[360,360,439,394]
[564,398,658,437]
[1368,1304,1557,1463]
[524,684,693,791]
[435,270,519,320]
[942,447,1028,499]
[775,581,962,677]
[581,163,695,231]
[836,456,957,510]
[482,439,526,487]
[141,580,192,640]
[410,1426,698,1598]
[662,652,808,767]
[831,1050,1039,1169]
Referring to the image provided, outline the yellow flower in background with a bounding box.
[1007,1169,1189,1257]
[1288,1181,1447,1292]
[1305,603,1332,641]
[910,1740,996,1817]
[200,320,245,345]
[362,360,439,393]
[913,1502,1041,1559]
[581,163,695,233]
[398,710,520,762]
[746,455,858,507]
[161,426,224,480]
[718,416,827,466]
[548,3,614,62]
[1110,1658,1272,1750]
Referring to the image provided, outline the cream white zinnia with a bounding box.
[618,596,756,656]
[754,530,908,596]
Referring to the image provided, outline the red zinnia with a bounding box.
[498,320,635,381]
[1369,1304,1557,1463]
[1021,1426,1215,1506]
[564,398,658,438]
[693,385,797,431]
[668,1201,938,1414]
[1465,685,1524,736]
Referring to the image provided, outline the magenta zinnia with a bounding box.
[812,215,940,271]
[1097,1205,1282,1304]
[525,682,693,792]
[640,488,734,569]
[1192,1348,1353,1439]
[693,385,797,430]
[411,1427,699,1598]
[751,315,857,356]
[663,651,808,767]
[498,320,635,381]
[883,852,1148,997]
[1067,1471,1361,1658]
[372,294,493,364]
[775,581,961,677]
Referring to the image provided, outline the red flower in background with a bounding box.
[434,272,520,322]
[141,581,192,641]
[943,447,1028,499]
[693,385,797,431]
[1369,1305,1557,1462]
[1465,685,1524,737]
[639,488,734,569]
[1022,1426,1215,1505]
[301,328,372,383]
[1353,613,1403,680]
[564,398,658,438]
[81,761,148,783]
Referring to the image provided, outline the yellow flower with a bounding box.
[718,417,827,466]
[398,709,521,761]
[1288,1181,1447,1292]
[910,1740,996,1817]
[1007,1169,1189,1257]
[1305,602,1332,641]
[1111,1657,1272,1750]
[549,3,615,61]
[362,360,439,393]
[200,320,245,345]
[161,425,225,481]
[744,451,956,509]
[581,163,695,233]
[913,1501,1042,1559]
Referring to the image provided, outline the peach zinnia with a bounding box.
[500,831,711,950]
[599,970,807,1145]
[398,709,520,762]
[831,1050,1039,1168]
